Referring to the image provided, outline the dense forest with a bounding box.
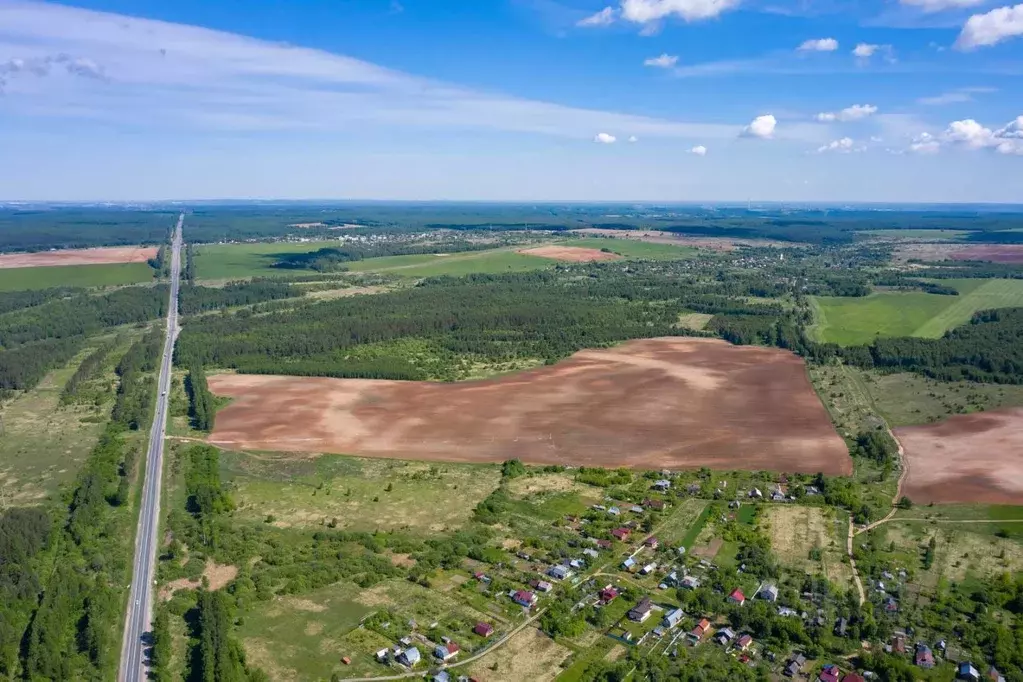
[112,326,163,430]
[186,364,216,431]
[0,209,175,251]
[178,281,298,315]
[0,288,81,316]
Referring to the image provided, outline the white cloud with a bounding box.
[815,104,878,123]
[689,145,707,155]
[0,1,740,142]
[620,0,742,24]
[798,38,839,51]
[594,132,617,143]
[577,6,618,26]
[900,0,984,12]
[918,86,996,105]
[852,43,881,57]
[644,53,678,68]
[956,4,1023,50]
[628,135,639,142]
[742,114,777,139]
[909,132,942,154]
[817,137,859,153]
[945,118,994,147]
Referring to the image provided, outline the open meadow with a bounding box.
[761,505,854,589]
[207,338,850,475]
[0,261,155,291]
[810,278,1023,345]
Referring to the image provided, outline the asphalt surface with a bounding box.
[118,214,183,682]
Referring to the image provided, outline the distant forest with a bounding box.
[3,204,1023,251]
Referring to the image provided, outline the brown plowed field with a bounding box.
[952,245,1023,264]
[517,245,620,262]
[896,408,1023,504]
[573,229,793,251]
[206,338,850,475]
[0,246,159,269]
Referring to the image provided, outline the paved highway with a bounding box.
[118,214,183,682]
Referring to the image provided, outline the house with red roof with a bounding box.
[819,664,840,682]
[598,587,618,604]
[473,622,494,638]
[728,588,746,606]
[840,674,865,682]
[512,590,537,607]
[611,528,631,541]
[644,536,659,549]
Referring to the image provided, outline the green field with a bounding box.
[811,278,1023,345]
[558,237,699,260]
[194,240,340,279]
[0,262,155,291]
[860,229,970,241]
[347,249,553,277]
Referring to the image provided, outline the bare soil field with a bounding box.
[517,245,620,262]
[573,229,792,251]
[0,245,159,269]
[463,627,571,682]
[207,338,850,475]
[895,243,1023,264]
[896,407,1023,504]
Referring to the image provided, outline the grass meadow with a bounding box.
[810,278,1023,345]
[0,262,155,291]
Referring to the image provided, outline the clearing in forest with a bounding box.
[896,407,1023,505]
[464,626,572,682]
[517,245,620,262]
[0,245,158,268]
[208,338,850,475]
[762,506,853,588]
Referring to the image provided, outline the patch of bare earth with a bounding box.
[894,243,1023,264]
[517,245,620,262]
[896,407,1023,504]
[0,246,159,268]
[159,561,238,600]
[464,627,571,682]
[207,338,850,475]
[573,229,794,251]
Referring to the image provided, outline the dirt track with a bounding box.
[896,408,1023,504]
[207,338,850,475]
[0,246,159,269]
[518,245,620,262]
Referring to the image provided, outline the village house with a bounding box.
[596,539,613,550]
[608,506,621,516]
[915,643,934,668]
[834,617,848,637]
[988,667,1006,682]
[434,642,460,661]
[687,618,711,644]
[653,479,671,491]
[473,622,494,638]
[841,674,865,682]
[784,654,807,678]
[630,505,644,514]
[644,536,659,549]
[644,498,666,511]
[628,596,654,622]
[548,565,571,581]
[611,528,631,541]
[398,647,421,667]
[891,634,907,654]
[662,608,684,629]
[749,487,763,499]
[621,557,637,571]
[819,664,840,682]
[758,584,779,602]
[736,634,753,651]
[511,590,537,607]
[958,662,981,681]
[728,588,746,606]
[640,562,657,575]
[375,649,389,663]
[715,627,735,646]
[598,586,618,604]
[582,548,599,559]
[681,575,700,589]
[530,579,553,593]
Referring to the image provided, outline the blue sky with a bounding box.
[0,0,1021,202]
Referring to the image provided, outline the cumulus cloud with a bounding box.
[0,53,106,89]
[798,38,839,51]
[689,145,707,155]
[909,132,941,154]
[817,137,860,153]
[644,53,678,68]
[906,115,1023,154]
[620,0,742,24]
[742,114,776,139]
[900,0,984,12]
[628,135,639,142]
[852,43,880,57]
[815,104,878,123]
[956,4,1023,49]
[594,132,617,143]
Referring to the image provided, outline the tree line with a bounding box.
[269,239,503,272]
[60,336,121,405]
[112,326,163,430]
[178,280,298,315]
[186,364,216,431]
